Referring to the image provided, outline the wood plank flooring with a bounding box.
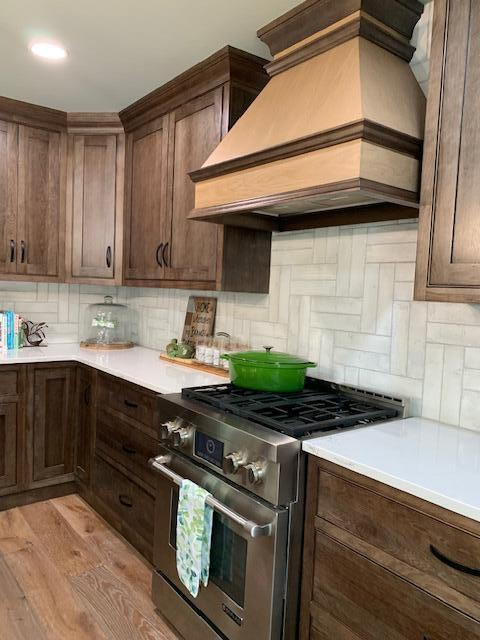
[0,495,182,640]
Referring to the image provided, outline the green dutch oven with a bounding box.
[222,346,316,393]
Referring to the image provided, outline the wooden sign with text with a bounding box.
[182,296,217,345]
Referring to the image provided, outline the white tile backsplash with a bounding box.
[2,219,480,433]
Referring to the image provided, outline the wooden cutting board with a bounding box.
[159,354,229,378]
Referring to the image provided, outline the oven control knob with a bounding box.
[172,426,192,448]
[159,418,183,442]
[223,451,247,475]
[242,461,266,486]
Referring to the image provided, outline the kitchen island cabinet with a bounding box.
[300,456,480,639]
[416,0,480,302]
[120,46,272,293]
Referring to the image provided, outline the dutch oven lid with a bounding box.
[229,346,316,368]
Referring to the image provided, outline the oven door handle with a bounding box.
[149,455,274,538]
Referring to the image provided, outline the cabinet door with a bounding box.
[69,134,121,281]
[0,403,19,491]
[17,125,61,277]
[30,365,75,484]
[75,366,94,485]
[417,0,480,293]
[124,116,169,281]
[0,120,17,275]
[165,89,223,283]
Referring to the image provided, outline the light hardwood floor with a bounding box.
[0,494,182,640]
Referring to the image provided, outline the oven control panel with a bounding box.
[194,432,224,468]
[157,394,301,506]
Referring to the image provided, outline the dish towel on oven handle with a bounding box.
[176,479,214,597]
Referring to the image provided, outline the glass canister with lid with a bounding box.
[80,296,135,350]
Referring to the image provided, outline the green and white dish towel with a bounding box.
[176,479,213,598]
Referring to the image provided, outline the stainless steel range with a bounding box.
[149,378,406,640]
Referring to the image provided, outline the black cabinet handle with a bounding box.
[162,242,170,268]
[20,240,26,264]
[122,443,137,455]
[106,246,112,268]
[156,243,164,267]
[430,544,480,577]
[9,239,15,263]
[118,494,133,508]
[83,384,91,406]
[124,399,138,409]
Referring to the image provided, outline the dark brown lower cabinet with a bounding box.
[91,455,155,562]
[0,363,158,562]
[300,458,480,639]
[0,366,26,496]
[27,363,76,486]
[310,532,479,640]
[75,365,96,486]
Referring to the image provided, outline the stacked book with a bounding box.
[0,311,23,350]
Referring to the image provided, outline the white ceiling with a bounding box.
[0,0,300,112]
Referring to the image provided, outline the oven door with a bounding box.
[150,448,289,640]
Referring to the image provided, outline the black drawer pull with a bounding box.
[20,240,26,263]
[430,544,480,577]
[156,243,164,267]
[118,494,133,508]
[124,399,138,409]
[9,239,15,263]
[122,443,136,455]
[83,384,91,406]
[106,245,112,268]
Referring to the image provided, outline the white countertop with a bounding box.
[0,343,226,394]
[303,417,480,523]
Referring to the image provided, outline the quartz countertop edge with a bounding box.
[0,343,226,394]
[303,417,480,523]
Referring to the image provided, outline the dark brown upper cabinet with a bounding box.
[415,0,480,303]
[0,120,17,276]
[120,46,272,293]
[165,89,223,283]
[17,126,62,278]
[65,115,125,284]
[123,115,169,281]
[0,99,66,282]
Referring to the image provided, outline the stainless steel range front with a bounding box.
[149,379,406,640]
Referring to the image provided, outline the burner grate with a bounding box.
[182,380,399,437]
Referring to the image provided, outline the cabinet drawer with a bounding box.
[92,456,154,558]
[97,374,157,430]
[311,531,480,640]
[317,467,480,612]
[0,369,18,398]
[96,409,160,488]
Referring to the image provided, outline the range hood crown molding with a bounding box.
[257,0,424,56]
[190,0,426,232]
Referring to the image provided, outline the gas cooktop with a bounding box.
[181,378,403,438]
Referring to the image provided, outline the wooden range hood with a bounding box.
[189,0,426,232]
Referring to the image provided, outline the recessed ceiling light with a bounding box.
[30,41,68,61]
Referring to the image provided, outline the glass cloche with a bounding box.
[80,296,134,350]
